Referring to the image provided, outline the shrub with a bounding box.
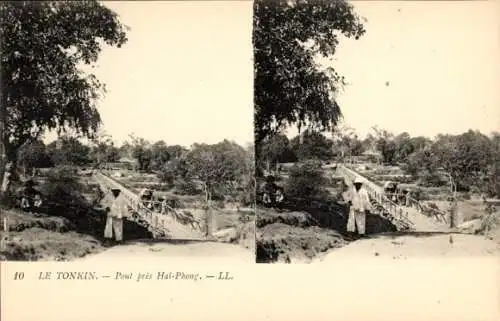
[417,171,447,187]
[131,183,171,192]
[42,166,88,208]
[460,192,472,201]
[157,166,176,188]
[165,196,185,209]
[173,179,200,196]
[412,188,430,201]
[477,203,498,234]
[236,189,255,207]
[0,188,19,208]
[285,160,330,203]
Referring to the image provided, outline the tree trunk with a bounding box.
[252,176,257,212]
[447,174,459,228]
[204,189,215,239]
[203,184,211,238]
[449,198,458,229]
[1,161,14,198]
[0,102,6,198]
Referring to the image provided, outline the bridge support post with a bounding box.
[204,206,217,240]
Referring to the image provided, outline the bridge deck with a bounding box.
[336,164,450,232]
[94,171,205,240]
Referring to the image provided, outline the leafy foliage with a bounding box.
[257,133,297,170]
[285,159,330,201]
[155,140,253,205]
[371,127,397,164]
[46,136,92,166]
[432,131,495,193]
[128,135,152,171]
[253,0,365,143]
[172,179,201,196]
[0,1,128,196]
[185,140,248,202]
[403,147,443,186]
[149,141,170,171]
[0,1,128,157]
[43,166,87,207]
[393,132,414,163]
[291,130,334,161]
[158,157,190,188]
[17,139,53,173]
[331,124,363,159]
[89,131,119,166]
[397,130,499,197]
[45,132,122,169]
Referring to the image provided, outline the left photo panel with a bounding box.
[0,1,255,263]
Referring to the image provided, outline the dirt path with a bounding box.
[77,240,254,263]
[95,172,206,240]
[82,174,255,263]
[314,233,500,263]
[405,207,450,232]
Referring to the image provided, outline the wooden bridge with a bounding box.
[93,171,205,240]
[336,164,450,232]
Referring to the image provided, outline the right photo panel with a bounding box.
[254,0,500,263]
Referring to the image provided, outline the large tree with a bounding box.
[0,1,127,195]
[185,140,248,237]
[17,139,52,175]
[372,127,397,164]
[331,123,362,161]
[128,134,152,172]
[291,130,333,161]
[487,132,500,197]
[186,140,247,204]
[433,130,495,195]
[393,132,414,163]
[253,0,365,144]
[47,136,92,166]
[90,130,118,167]
[257,133,296,172]
[150,140,171,171]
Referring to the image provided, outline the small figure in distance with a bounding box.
[19,179,42,212]
[274,186,285,209]
[139,188,154,209]
[262,175,283,208]
[262,175,276,205]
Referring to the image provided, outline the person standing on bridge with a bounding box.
[345,178,372,236]
[104,188,128,244]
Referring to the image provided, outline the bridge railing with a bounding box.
[384,193,428,214]
[337,164,450,225]
[336,165,412,225]
[94,171,204,237]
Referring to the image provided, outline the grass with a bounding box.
[1,169,153,261]
[423,199,500,223]
[0,207,105,261]
[216,211,244,230]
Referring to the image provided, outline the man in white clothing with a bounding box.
[345,178,372,236]
[104,188,128,244]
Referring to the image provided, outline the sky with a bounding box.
[46,1,254,147]
[287,0,500,140]
[42,1,499,146]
